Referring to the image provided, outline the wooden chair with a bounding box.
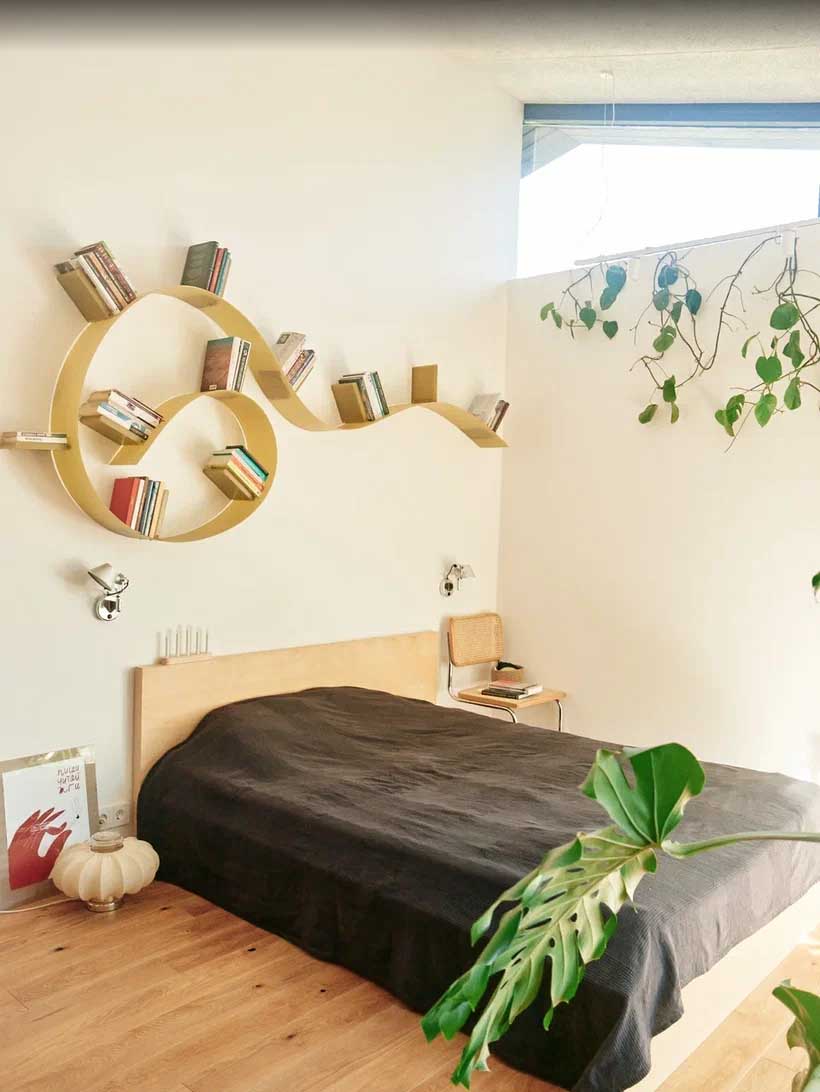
[447,612,565,730]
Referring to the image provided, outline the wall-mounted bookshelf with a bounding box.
[38,266,506,543]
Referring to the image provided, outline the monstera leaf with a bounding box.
[774,983,820,1091]
[423,743,820,1088]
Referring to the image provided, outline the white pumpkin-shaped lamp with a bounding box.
[51,831,159,912]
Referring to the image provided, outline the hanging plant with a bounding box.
[540,261,628,341]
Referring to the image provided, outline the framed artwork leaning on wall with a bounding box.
[0,746,99,908]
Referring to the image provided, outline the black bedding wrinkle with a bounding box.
[138,686,820,1092]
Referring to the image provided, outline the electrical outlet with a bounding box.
[97,801,132,830]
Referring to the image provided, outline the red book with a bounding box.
[109,477,140,526]
[208,248,226,292]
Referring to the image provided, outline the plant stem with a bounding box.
[664,831,820,859]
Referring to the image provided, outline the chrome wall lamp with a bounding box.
[87,563,129,621]
[440,562,475,597]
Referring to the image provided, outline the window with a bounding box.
[517,104,820,278]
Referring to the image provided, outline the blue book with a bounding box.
[226,445,268,481]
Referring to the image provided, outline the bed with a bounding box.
[132,634,820,1091]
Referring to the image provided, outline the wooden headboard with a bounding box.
[132,630,440,799]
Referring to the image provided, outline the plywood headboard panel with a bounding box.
[133,630,439,799]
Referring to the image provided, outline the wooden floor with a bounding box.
[0,881,815,1092]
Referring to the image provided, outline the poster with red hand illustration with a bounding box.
[3,757,91,891]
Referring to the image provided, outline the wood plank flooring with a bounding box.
[0,882,555,1092]
[0,881,816,1092]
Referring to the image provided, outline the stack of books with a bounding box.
[80,389,163,445]
[273,332,315,392]
[203,444,269,501]
[481,682,543,701]
[55,242,136,321]
[110,477,168,538]
[469,393,509,433]
[201,337,251,392]
[180,241,231,297]
[1,431,68,451]
[332,371,389,423]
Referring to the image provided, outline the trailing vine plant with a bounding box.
[539,233,820,589]
[422,742,820,1088]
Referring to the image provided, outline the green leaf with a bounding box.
[551,310,563,329]
[602,320,618,340]
[740,334,758,359]
[657,265,679,288]
[653,325,677,353]
[813,572,820,597]
[770,302,800,330]
[726,394,746,422]
[540,303,555,321]
[784,329,805,369]
[653,288,670,311]
[785,377,802,410]
[599,286,619,311]
[755,354,782,384]
[670,300,683,324]
[684,289,702,315]
[638,403,658,424]
[662,376,677,403]
[715,408,733,437]
[774,983,820,1092]
[605,264,627,290]
[579,305,597,330]
[670,403,680,423]
[754,392,777,427]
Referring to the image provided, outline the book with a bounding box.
[80,406,148,444]
[80,401,150,438]
[54,269,111,322]
[150,486,169,538]
[469,393,509,432]
[110,478,141,526]
[233,339,251,392]
[1,432,68,450]
[75,242,136,303]
[481,684,543,699]
[87,390,162,429]
[339,372,389,418]
[286,349,315,391]
[203,463,258,500]
[370,372,390,416]
[207,454,264,494]
[214,251,231,296]
[78,249,128,310]
[201,337,249,392]
[129,478,147,530]
[273,332,305,372]
[225,445,269,481]
[73,253,120,314]
[208,247,227,293]
[138,480,159,535]
[181,242,219,289]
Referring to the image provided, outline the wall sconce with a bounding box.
[440,562,475,597]
[87,564,129,621]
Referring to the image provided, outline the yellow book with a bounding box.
[56,269,111,322]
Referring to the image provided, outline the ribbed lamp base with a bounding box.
[86,896,123,913]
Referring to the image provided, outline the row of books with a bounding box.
[55,241,136,321]
[203,445,269,500]
[469,393,509,434]
[80,389,163,446]
[481,683,543,700]
[181,241,231,297]
[201,337,252,393]
[110,477,168,538]
[1,431,68,450]
[273,332,315,392]
[333,371,389,424]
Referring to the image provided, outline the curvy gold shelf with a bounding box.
[49,286,504,543]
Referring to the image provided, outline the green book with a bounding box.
[181,241,219,289]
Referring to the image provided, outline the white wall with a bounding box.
[501,227,820,780]
[0,43,521,805]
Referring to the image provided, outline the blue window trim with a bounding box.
[523,103,820,128]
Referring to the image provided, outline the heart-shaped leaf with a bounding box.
[653,288,670,312]
[783,329,805,369]
[662,376,677,403]
[785,377,802,410]
[685,289,702,315]
[715,408,732,436]
[638,403,658,424]
[579,305,597,330]
[770,302,800,330]
[658,265,679,288]
[670,403,680,423]
[599,286,620,311]
[726,394,745,423]
[653,325,677,353]
[756,354,782,384]
[670,300,683,324]
[540,303,555,321]
[602,320,618,339]
[754,392,777,427]
[606,264,627,290]
[551,310,563,329]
